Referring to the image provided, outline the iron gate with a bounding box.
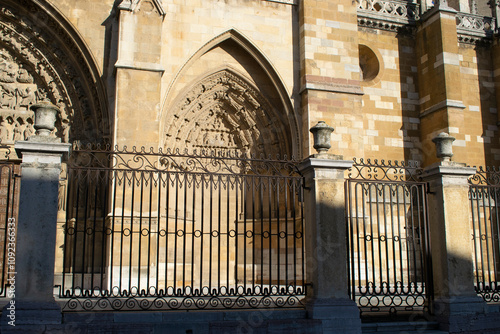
[57,145,306,311]
[469,166,500,303]
[346,159,432,316]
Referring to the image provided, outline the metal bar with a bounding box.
[199,174,205,293]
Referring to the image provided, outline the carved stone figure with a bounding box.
[165,70,287,157]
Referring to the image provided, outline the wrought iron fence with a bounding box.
[56,145,305,311]
[0,161,20,297]
[469,167,500,303]
[346,159,432,316]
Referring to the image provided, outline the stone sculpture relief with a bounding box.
[165,71,290,157]
[0,1,110,149]
[0,49,48,143]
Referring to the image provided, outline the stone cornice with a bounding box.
[420,100,466,118]
[263,0,297,5]
[300,79,364,96]
[115,61,165,73]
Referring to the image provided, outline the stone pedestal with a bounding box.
[1,140,70,326]
[299,155,361,334]
[423,161,487,332]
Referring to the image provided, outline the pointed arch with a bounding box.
[0,0,110,148]
[164,68,292,157]
[162,29,300,156]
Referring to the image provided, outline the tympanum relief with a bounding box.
[165,71,290,158]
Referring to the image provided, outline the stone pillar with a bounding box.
[416,1,466,165]
[1,103,71,326]
[422,134,487,332]
[298,0,364,158]
[298,122,361,334]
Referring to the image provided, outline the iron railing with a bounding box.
[469,166,500,303]
[56,145,306,311]
[0,161,20,297]
[346,159,432,316]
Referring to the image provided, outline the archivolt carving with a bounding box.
[0,1,109,149]
[165,70,291,157]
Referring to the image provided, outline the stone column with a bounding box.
[298,122,361,334]
[422,133,486,332]
[1,103,71,326]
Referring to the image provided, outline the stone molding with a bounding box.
[118,0,166,16]
[114,61,165,73]
[420,99,466,118]
[15,140,72,162]
[299,156,353,176]
[264,0,297,4]
[422,161,476,186]
[162,29,300,156]
[300,81,364,96]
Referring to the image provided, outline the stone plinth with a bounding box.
[1,140,70,327]
[423,161,487,333]
[299,155,361,334]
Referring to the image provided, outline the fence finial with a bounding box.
[432,132,455,162]
[310,121,334,155]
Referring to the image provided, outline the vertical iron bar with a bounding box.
[182,172,188,293]
[173,172,179,293]
[226,174,230,290]
[128,171,136,293]
[147,172,154,294]
[119,171,127,295]
[483,186,493,286]
[90,171,99,295]
[61,166,72,296]
[81,169,90,294]
[389,184,397,295]
[200,174,204,293]
[284,177,289,290]
[191,173,196,291]
[235,175,239,291]
[268,176,272,290]
[218,174,222,291]
[99,170,110,296]
[382,184,389,294]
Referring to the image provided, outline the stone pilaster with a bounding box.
[113,0,164,149]
[422,162,487,332]
[416,2,466,165]
[1,139,70,326]
[299,0,364,158]
[491,37,500,126]
[299,155,361,334]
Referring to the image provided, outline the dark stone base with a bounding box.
[305,298,362,334]
[1,301,61,327]
[433,296,499,333]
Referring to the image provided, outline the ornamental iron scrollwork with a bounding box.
[468,166,500,186]
[67,143,302,178]
[347,158,424,182]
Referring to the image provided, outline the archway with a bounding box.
[0,0,110,150]
[164,69,291,158]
